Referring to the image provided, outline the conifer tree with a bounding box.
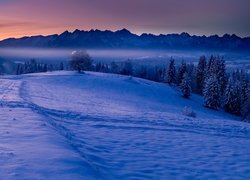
[166,58,176,85]
[180,73,191,98]
[203,75,220,110]
[206,55,216,77]
[241,84,250,121]
[239,72,249,104]
[177,61,187,86]
[224,77,242,115]
[196,56,207,94]
[217,58,227,95]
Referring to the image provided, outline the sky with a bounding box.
[0,0,250,40]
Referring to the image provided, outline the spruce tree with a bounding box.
[196,56,207,94]
[239,72,249,104]
[180,73,191,98]
[217,58,227,95]
[166,58,176,85]
[203,75,220,110]
[241,84,250,121]
[224,77,242,115]
[177,61,187,86]
[206,55,216,77]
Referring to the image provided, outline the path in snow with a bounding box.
[22,72,250,179]
[1,72,250,179]
[0,77,100,179]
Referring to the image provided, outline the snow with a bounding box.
[1,71,250,179]
[0,77,99,179]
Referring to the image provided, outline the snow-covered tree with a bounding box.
[196,56,207,94]
[166,58,176,85]
[186,63,196,92]
[206,56,222,81]
[241,84,250,121]
[177,61,187,86]
[203,75,220,110]
[180,72,191,98]
[217,58,227,95]
[70,50,93,73]
[206,55,216,77]
[224,77,242,115]
[239,72,249,104]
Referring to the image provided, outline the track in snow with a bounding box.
[1,72,250,179]
[0,77,100,179]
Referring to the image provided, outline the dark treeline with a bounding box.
[16,59,65,75]
[14,52,250,122]
[87,56,250,121]
[93,60,166,82]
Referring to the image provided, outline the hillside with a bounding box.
[0,29,250,51]
[0,71,250,179]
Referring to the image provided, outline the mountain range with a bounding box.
[0,29,249,51]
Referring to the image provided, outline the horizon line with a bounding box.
[1,28,249,41]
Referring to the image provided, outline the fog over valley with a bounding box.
[0,48,250,69]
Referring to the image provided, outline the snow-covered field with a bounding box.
[0,71,250,179]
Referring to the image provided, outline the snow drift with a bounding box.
[0,71,249,179]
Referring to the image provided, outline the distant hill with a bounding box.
[0,29,249,51]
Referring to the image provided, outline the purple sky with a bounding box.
[0,0,249,40]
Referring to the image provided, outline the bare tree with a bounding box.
[70,50,93,73]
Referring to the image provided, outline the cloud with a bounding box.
[0,20,64,30]
[0,21,33,28]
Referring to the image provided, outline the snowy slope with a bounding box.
[0,71,250,179]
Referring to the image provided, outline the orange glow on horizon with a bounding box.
[0,0,249,41]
